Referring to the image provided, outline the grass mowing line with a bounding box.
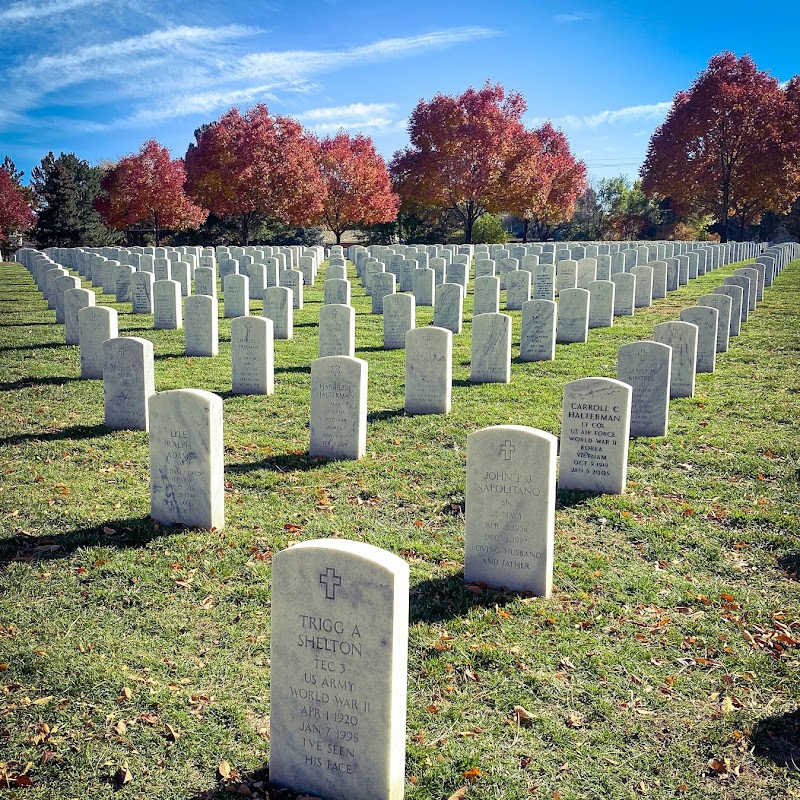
[0,257,798,800]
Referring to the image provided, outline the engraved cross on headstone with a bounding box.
[500,440,516,460]
[319,566,342,600]
[638,347,648,362]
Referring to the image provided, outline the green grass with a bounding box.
[0,255,798,800]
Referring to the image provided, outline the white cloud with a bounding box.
[531,101,671,129]
[16,24,261,92]
[295,103,397,122]
[306,118,395,134]
[238,27,497,82]
[0,0,104,25]
[554,12,594,23]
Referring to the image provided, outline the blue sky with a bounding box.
[2,0,798,187]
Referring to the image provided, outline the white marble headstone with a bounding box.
[465,425,556,595]
[520,299,556,362]
[103,336,155,430]
[617,341,671,437]
[231,316,274,395]
[310,356,368,460]
[148,389,224,530]
[559,377,632,495]
[652,321,698,398]
[405,327,452,415]
[269,539,409,800]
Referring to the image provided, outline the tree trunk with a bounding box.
[335,229,342,245]
[522,218,530,244]
[464,200,474,244]
[153,211,160,247]
[241,213,250,246]
[720,177,730,243]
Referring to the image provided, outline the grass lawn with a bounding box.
[0,254,798,800]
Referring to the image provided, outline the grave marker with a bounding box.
[269,539,409,800]
[184,294,218,357]
[310,356,368,460]
[405,327,452,415]
[231,316,274,395]
[319,304,356,358]
[78,306,118,379]
[558,377,632,495]
[148,389,224,530]
[470,313,512,384]
[520,299,556,362]
[103,337,155,430]
[617,341,671,437]
[652,321,698,398]
[464,425,556,595]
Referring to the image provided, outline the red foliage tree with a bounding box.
[503,122,587,242]
[184,104,324,245]
[390,82,526,243]
[96,140,205,245]
[317,132,399,244]
[0,169,36,257]
[641,52,800,242]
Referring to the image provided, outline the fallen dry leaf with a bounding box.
[112,763,132,790]
[565,713,584,728]
[512,705,535,725]
[720,697,736,714]
[164,723,180,742]
[463,767,483,781]
[447,788,468,800]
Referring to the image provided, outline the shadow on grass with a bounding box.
[0,515,170,571]
[752,707,800,771]
[0,342,67,354]
[367,408,407,424]
[0,375,83,392]
[556,489,599,509]
[188,766,300,800]
[410,572,520,625]
[0,320,58,328]
[275,365,311,375]
[357,345,387,353]
[778,552,800,581]
[226,452,329,476]
[0,422,110,448]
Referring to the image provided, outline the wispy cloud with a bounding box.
[554,12,595,23]
[0,0,105,25]
[4,23,496,135]
[532,101,671,129]
[16,24,261,92]
[295,103,396,122]
[238,27,497,82]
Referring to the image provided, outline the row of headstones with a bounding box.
[14,238,777,356]
[12,243,796,436]
[345,238,763,267]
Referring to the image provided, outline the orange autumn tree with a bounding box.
[185,104,324,245]
[390,82,526,243]
[0,168,36,258]
[96,140,205,245]
[641,52,800,242]
[317,132,399,245]
[503,122,587,242]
